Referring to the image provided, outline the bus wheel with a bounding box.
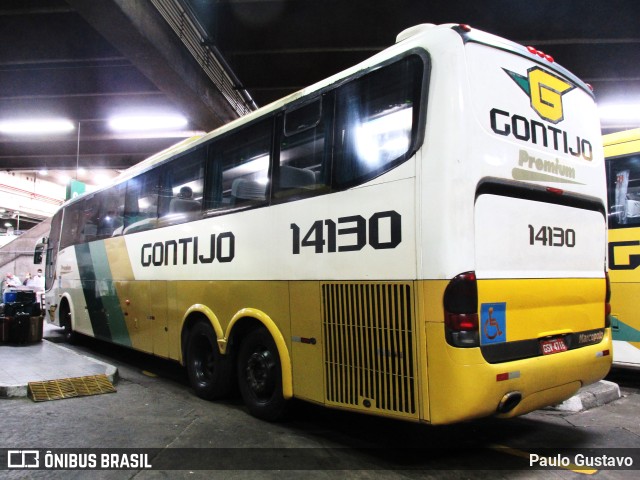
[237,328,288,421]
[186,321,233,400]
[59,301,75,343]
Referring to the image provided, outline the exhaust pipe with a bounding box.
[497,391,522,414]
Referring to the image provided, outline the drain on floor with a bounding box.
[28,374,116,401]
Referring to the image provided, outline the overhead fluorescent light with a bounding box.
[92,173,111,185]
[110,130,206,139]
[599,104,640,122]
[0,118,74,134]
[108,114,188,132]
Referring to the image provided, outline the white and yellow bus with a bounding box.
[39,24,611,424]
[605,128,640,369]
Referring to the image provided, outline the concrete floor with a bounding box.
[1,324,638,479]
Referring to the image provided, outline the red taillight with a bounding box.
[444,271,477,313]
[546,187,564,196]
[444,271,479,347]
[526,46,554,63]
[445,312,478,331]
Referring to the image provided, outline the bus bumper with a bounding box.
[425,323,612,425]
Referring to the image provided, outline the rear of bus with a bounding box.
[604,128,640,368]
[411,25,612,423]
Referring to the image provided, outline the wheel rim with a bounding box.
[244,346,276,400]
[193,335,214,384]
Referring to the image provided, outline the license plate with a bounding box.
[541,337,568,355]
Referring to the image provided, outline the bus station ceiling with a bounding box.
[1,0,639,183]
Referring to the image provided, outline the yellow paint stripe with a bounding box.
[104,236,135,280]
[490,444,598,475]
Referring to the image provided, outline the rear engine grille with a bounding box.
[322,282,416,415]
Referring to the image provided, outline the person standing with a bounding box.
[31,269,45,293]
[3,273,21,289]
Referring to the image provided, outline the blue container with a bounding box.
[3,289,17,303]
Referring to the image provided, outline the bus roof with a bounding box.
[603,128,640,147]
[71,23,595,205]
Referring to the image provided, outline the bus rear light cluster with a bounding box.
[526,45,554,63]
[444,271,480,347]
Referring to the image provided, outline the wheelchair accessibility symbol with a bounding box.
[480,302,506,345]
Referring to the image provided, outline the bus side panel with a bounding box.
[610,283,640,368]
[605,133,640,368]
[115,280,152,353]
[289,281,325,403]
[55,245,99,339]
[607,221,640,368]
[79,240,131,346]
[150,281,169,357]
[169,281,292,362]
[609,227,640,282]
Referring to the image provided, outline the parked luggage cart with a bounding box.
[0,289,43,344]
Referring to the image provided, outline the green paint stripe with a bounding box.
[76,244,112,341]
[612,316,640,342]
[89,241,132,347]
[503,68,531,96]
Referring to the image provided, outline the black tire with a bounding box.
[186,321,233,400]
[59,301,75,343]
[237,327,288,421]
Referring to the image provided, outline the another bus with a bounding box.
[605,128,640,369]
[39,24,611,424]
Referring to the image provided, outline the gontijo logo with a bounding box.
[490,64,593,163]
[504,66,575,124]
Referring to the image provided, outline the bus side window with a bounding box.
[95,184,125,238]
[160,146,206,219]
[607,155,640,227]
[275,97,331,202]
[333,56,423,189]
[123,170,160,234]
[81,195,99,243]
[205,118,272,212]
[59,201,83,250]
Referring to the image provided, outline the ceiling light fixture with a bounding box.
[108,114,188,132]
[0,118,74,135]
[599,104,640,122]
